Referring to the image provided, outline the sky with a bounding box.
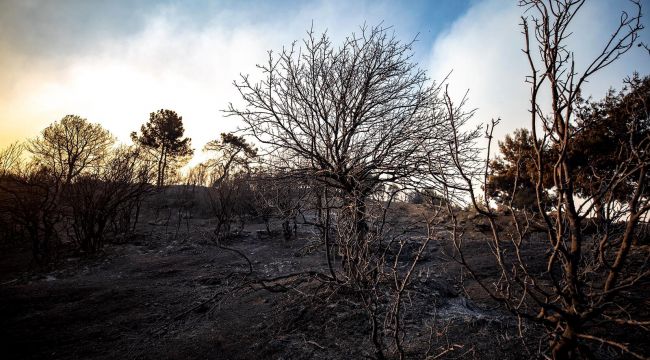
[0,0,648,163]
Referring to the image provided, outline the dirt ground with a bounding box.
[0,203,642,359]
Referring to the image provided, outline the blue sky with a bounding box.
[0,1,472,56]
[0,0,647,161]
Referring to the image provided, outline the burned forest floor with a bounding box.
[0,202,644,359]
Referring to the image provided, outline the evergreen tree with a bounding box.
[131,109,193,187]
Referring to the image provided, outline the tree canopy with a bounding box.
[487,128,554,211]
[571,73,650,204]
[226,26,473,206]
[488,74,650,213]
[131,109,193,187]
[203,132,257,184]
[28,115,115,184]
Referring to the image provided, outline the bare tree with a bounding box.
[28,115,115,185]
[66,146,154,253]
[186,162,210,190]
[0,143,26,246]
[1,140,65,264]
[0,142,23,177]
[0,163,64,265]
[439,1,648,358]
[4,117,124,260]
[226,25,462,281]
[250,170,308,239]
[199,133,257,240]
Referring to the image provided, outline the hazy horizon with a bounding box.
[1,0,648,161]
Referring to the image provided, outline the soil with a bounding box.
[0,203,643,359]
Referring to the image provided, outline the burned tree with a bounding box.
[0,163,64,265]
[28,115,115,185]
[0,143,24,245]
[440,1,648,359]
[226,25,455,280]
[201,133,257,240]
[66,146,154,254]
[0,142,23,177]
[250,170,308,239]
[226,24,481,358]
[2,117,114,263]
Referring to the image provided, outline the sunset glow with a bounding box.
[0,0,647,153]
[2,2,650,358]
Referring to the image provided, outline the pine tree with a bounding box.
[131,109,193,187]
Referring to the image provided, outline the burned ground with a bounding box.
[0,201,646,359]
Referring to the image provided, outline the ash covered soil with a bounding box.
[1,205,548,360]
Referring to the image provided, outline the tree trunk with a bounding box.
[551,325,578,360]
[132,200,141,232]
[160,151,168,187]
[321,187,337,281]
[157,146,166,187]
